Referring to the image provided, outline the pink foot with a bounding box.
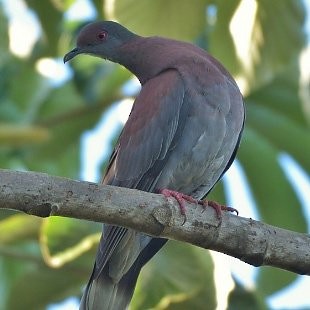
[199,200,238,219]
[159,189,238,221]
[159,189,196,215]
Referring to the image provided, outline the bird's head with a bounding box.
[63,21,138,63]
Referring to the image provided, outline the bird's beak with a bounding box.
[63,47,82,63]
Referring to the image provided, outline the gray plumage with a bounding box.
[64,21,245,310]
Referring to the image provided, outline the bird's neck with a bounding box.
[118,37,174,84]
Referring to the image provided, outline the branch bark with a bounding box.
[0,169,309,275]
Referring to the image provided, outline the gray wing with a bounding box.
[104,68,185,191]
[94,69,186,280]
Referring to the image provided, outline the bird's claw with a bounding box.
[159,189,198,224]
[199,200,239,219]
[159,189,238,224]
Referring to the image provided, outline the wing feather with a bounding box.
[94,69,185,280]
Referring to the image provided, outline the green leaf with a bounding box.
[228,280,267,310]
[246,103,310,172]
[208,0,243,76]
[51,0,76,11]
[238,128,304,294]
[40,217,100,267]
[37,81,84,119]
[0,124,50,146]
[91,0,104,18]
[0,242,43,310]
[131,241,216,310]
[0,214,41,244]
[0,255,33,310]
[6,61,50,121]
[0,6,10,69]
[24,140,80,178]
[206,179,227,205]
[239,127,307,232]
[257,267,299,297]
[70,60,131,102]
[7,265,84,310]
[25,0,63,57]
[251,0,306,78]
[247,69,306,126]
[210,0,306,92]
[105,0,211,41]
[23,65,130,177]
[0,210,19,222]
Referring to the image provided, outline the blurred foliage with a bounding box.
[0,0,309,309]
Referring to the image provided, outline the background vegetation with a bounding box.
[0,0,309,309]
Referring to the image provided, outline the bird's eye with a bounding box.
[97,31,108,40]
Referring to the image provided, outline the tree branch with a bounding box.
[0,169,309,275]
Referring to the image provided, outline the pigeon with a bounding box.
[64,21,245,310]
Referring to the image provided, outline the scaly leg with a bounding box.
[159,189,238,219]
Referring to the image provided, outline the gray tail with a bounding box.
[80,237,167,310]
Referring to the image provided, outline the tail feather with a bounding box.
[80,237,167,310]
[80,267,135,310]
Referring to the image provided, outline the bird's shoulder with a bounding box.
[103,68,186,189]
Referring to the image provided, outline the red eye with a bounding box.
[97,31,108,40]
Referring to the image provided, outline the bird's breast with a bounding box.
[154,66,244,198]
